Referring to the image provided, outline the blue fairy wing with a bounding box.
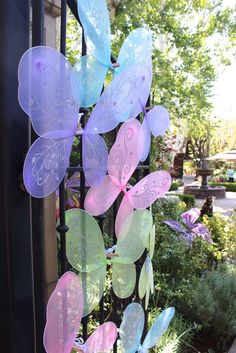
[142,307,175,351]
[23,136,73,198]
[120,303,144,353]
[77,0,111,65]
[72,55,108,107]
[146,105,170,137]
[116,28,153,73]
[18,46,79,138]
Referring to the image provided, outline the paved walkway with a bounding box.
[175,176,236,217]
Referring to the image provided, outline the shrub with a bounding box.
[192,264,236,340]
[169,182,179,191]
[209,182,236,192]
[168,193,196,208]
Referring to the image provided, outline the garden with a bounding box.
[1,1,236,353]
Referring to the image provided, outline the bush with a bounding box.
[169,182,179,191]
[192,264,236,341]
[168,193,196,208]
[209,181,236,192]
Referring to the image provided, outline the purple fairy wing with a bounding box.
[85,64,151,134]
[72,55,108,107]
[192,224,213,243]
[23,136,73,198]
[140,118,151,162]
[181,208,200,228]
[18,46,79,138]
[164,220,186,233]
[83,133,108,187]
[146,105,170,137]
[180,232,198,246]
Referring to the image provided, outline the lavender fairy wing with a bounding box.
[146,105,170,137]
[72,55,108,107]
[23,136,73,198]
[77,0,111,65]
[192,224,213,243]
[181,208,200,228]
[18,46,79,138]
[140,118,152,162]
[85,65,151,134]
[116,28,153,73]
[83,134,108,187]
[164,220,186,233]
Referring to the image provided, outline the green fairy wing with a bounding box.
[138,256,154,309]
[112,209,152,298]
[65,209,106,272]
[64,209,106,315]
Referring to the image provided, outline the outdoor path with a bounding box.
[175,176,236,217]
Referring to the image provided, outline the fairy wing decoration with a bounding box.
[139,224,155,309]
[18,46,111,194]
[65,208,152,315]
[43,271,84,353]
[120,303,175,353]
[73,322,117,353]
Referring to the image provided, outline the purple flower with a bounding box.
[164,208,212,245]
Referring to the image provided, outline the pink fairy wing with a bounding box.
[23,136,73,198]
[108,119,144,186]
[85,322,117,353]
[181,208,200,228]
[146,105,170,137]
[140,118,151,162]
[43,271,84,353]
[85,65,151,134]
[115,195,134,238]
[18,46,79,138]
[127,171,172,209]
[84,176,120,215]
[83,134,108,187]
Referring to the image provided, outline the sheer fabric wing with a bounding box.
[115,196,134,238]
[128,171,172,209]
[146,105,170,137]
[84,176,120,215]
[85,65,151,134]
[140,117,152,162]
[138,261,148,300]
[23,136,73,198]
[72,55,108,107]
[43,272,84,353]
[112,262,136,298]
[120,303,144,353]
[108,119,144,185]
[83,133,108,187]
[79,267,106,317]
[65,209,106,272]
[142,307,175,351]
[117,28,153,72]
[77,0,111,65]
[18,46,79,138]
[115,209,153,263]
[85,322,117,353]
[181,208,200,228]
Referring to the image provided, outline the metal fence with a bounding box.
[0,1,150,352]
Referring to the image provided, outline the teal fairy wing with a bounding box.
[77,0,111,66]
[72,55,108,107]
[142,307,175,351]
[120,302,144,353]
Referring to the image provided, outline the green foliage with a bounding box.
[168,193,196,208]
[203,214,236,261]
[192,264,236,339]
[209,181,236,192]
[169,180,183,191]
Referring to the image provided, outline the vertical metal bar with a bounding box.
[98,215,105,324]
